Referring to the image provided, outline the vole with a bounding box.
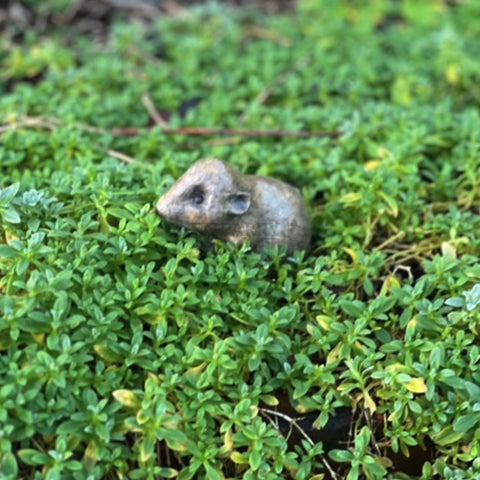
[156,159,311,254]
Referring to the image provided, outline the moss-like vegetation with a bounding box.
[1,1,480,479]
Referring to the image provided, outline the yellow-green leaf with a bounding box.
[340,192,362,205]
[363,390,377,413]
[441,241,456,259]
[113,389,140,408]
[231,451,249,464]
[405,377,427,394]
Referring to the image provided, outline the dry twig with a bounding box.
[142,93,170,128]
[259,408,341,480]
[126,45,162,65]
[0,117,56,133]
[105,149,135,164]
[375,231,406,251]
[246,25,293,47]
[362,409,382,456]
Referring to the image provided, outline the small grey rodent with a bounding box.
[156,159,311,253]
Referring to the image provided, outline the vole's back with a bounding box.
[248,176,311,252]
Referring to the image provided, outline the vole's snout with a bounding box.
[156,193,183,226]
[156,196,170,218]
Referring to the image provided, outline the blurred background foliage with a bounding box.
[1,1,480,479]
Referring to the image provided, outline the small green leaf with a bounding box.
[0,183,20,203]
[18,449,50,466]
[2,207,21,224]
[339,299,365,317]
[453,413,480,433]
[204,463,222,480]
[329,449,354,462]
[1,452,18,477]
[57,420,83,435]
[157,467,179,478]
[250,449,262,470]
[0,246,19,258]
[66,460,83,471]
[45,466,61,480]
[355,426,370,452]
[434,426,465,446]
[164,428,189,452]
[28,231,46,248]
[445,297,464,308]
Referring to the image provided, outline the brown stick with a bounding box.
[0,116,342,140]
[111,125,342,138]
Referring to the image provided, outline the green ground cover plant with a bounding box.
[1,0,480,479]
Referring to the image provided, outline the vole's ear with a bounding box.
[228,192,250,215]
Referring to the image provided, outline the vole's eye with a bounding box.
[189,186,205,205]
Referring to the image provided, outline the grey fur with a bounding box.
[156,159,311,253]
